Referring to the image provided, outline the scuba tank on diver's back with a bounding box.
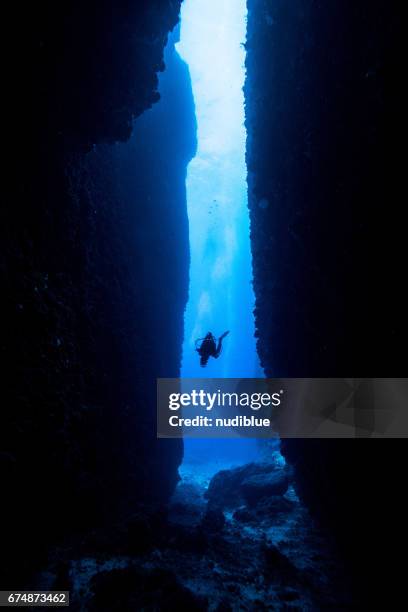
[195,331,230,367]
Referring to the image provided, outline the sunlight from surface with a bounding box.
[177,0,262,471]
[178,0,262,380]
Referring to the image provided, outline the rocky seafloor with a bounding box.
[36,455,351,611]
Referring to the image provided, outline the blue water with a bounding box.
[177,0,263,475]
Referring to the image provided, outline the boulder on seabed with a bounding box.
[240,470,289,505]
[205,462,291,510]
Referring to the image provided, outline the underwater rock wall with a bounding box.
[245,0,404,377]
[245,0,404,604]
[1,0,187,584]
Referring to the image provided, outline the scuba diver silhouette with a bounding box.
[195,331,230,367]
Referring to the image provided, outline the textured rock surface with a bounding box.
[206,462,290,509]
[62,464,352,609]
[245,0,404,605]
[2,1,189,585]
[245,0,405,376]
[87,568,207,612]
[240,471,289,505]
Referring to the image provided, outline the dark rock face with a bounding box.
[2,1,191,585]
[233,496,292,522]
[8,1,183,151]
[88,567,207,612]
[240,470,289,505]
[245,0,405,376]
[200,507,226,534]
[245,0,404,605]
[206,462,290,509]
[261,542,298,581]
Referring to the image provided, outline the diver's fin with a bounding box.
[220,330,230,339]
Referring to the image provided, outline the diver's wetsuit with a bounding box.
[196,331,229,367]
